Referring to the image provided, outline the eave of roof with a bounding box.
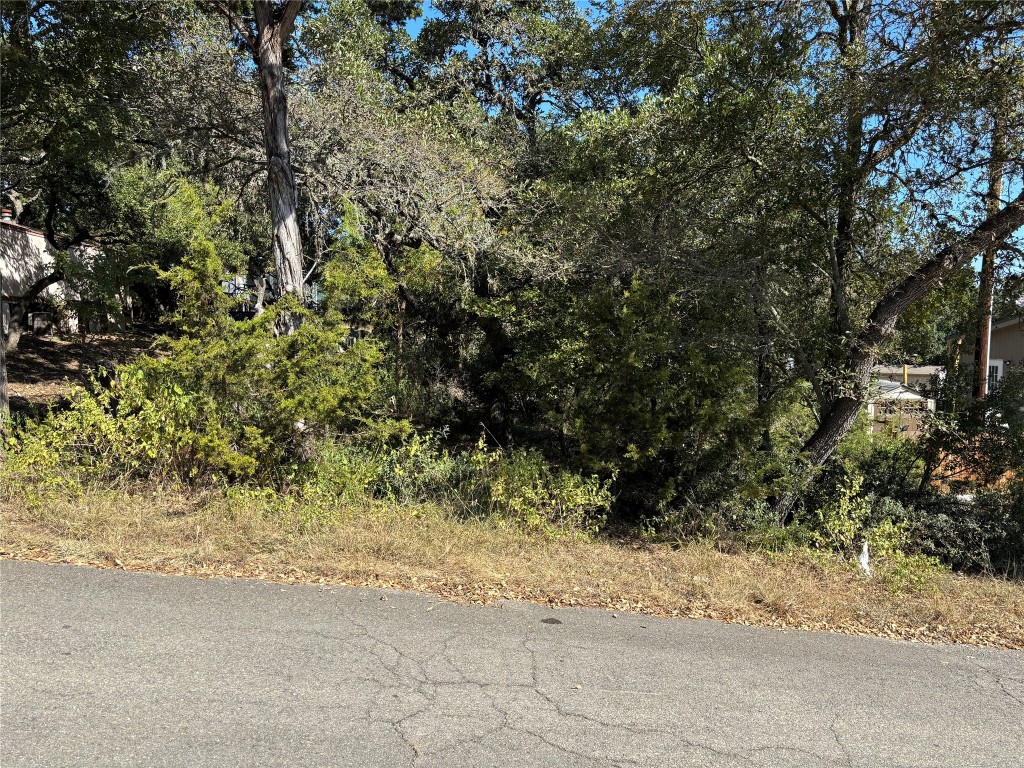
[0,219,47,238]
[873,365,943,374]
[992,316,1024,332]
[870,379,929,400]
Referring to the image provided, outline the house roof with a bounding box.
[873,365,943,376]
[0,219,48,239]
[992,316,1024,333]
[870,379,929,400]
[1,219,100,252]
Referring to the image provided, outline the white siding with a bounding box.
[0,221,97,333]
[0,222,65,301]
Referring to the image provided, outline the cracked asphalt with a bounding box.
[2,561,1021,767]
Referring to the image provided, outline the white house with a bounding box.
[0,215,90,334]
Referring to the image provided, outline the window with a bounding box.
[988,359,1004,391]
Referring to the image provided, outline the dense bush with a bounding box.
[7,384,610,536]
[9,303,382,482]
[902,490,1024,578]
[797,419,1024,578]
[304,435,612,535]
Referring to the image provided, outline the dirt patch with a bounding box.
[6,332,154,415]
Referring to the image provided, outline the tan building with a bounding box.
[981,317,1024,388]
[950,316,1024,391]
[866,378,936,438]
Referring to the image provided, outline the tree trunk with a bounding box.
[824,0,867,405]
[755,314,774,454]
[4,268,64,353]
[5,308,25,355]
[254,3,304,333]
[805,189,1024,464]
[773,189,1024,522]
[214,1,305,331]
[472,253,514,436]
[1,300,9,424]
[395,296,405,417]
[973,113,1005,400]
[253,275,268,315]
[254,18,303,300]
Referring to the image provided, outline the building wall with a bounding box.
[867,400,934,438]
[990,321,1024,368]
[874,369,939,389]
[0,222,65,302]
[0,221,95,333]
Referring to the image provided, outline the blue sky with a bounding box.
[405,0,432,38]
[405,0,599,38]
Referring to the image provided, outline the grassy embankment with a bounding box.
[3,480,1022,649]
[4,334,1022,649]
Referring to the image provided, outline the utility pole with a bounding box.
[974,111,1005,400]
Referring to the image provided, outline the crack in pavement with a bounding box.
[828,711,855,768]
[962,655,1024,711]
[4,561,1022,768]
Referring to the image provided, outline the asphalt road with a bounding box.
[2,561,1021,767]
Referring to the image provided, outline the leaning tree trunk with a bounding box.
[774,190,1024,523]
[807,190,1024,464]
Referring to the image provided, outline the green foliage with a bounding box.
[9,305,383,483]
[803,436,1024,579]
[811,466,871,551]
[5,0,1024,580]
[9,373,261,484]
[905,490,1024,578]
[303,434,611,536]
[503,272,762,517]
[163,236,234,334]
[1,1,173,236]
[468,441,611,535]
[31,165,249,329]
[865,517,944,593]
[838,425,925,501]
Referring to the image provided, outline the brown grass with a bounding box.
[2,482,1022,649]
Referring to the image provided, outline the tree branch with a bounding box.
[14,268,65,304]
[210,0,255,51]
[276,0,302,39]
[860,188,1024,351]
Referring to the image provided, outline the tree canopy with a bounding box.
[2,0,1023,545]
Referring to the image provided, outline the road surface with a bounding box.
[2,560,1021,767]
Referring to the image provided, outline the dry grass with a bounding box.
[2,482,1023,649]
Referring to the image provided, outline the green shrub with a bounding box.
[7,305,382,484]
[904,489,1024,577]
[810,467,871,550]
[298,434,612,536]
[469,442,612,535]
[9,372,263,483]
